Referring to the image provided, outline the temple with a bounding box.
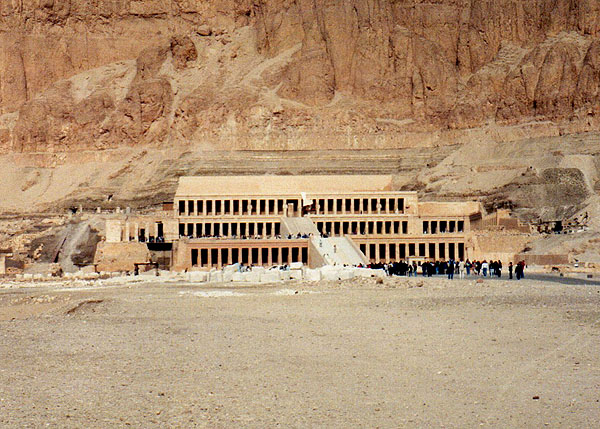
[99,175,499,271]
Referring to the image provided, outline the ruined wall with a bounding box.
[94,241,151,272]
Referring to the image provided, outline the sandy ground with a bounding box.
[0,276,599,428]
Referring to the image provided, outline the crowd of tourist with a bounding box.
[358,259,527,280]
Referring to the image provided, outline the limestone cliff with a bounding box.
[1,0,600,153]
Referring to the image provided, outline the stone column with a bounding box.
[0,255,6,275]
[125,223,130,241]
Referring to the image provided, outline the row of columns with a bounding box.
[179,196,407,217]
[124,221,160,241]
[423,220,465,234]
[361,242,465,263]
[315,197,404,215]
[317,220,408,236]
[180,222,280,238]
[179,198,299,217]
[192,245,308,268]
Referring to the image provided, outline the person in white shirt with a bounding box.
[481,260,489,277]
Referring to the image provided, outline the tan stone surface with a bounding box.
[176,175,396,197]
[94,241,151,272]
[1,1,600,153]
[418,201,481,217]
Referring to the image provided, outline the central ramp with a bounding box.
[280,216,320,237]
[311,236,368,267]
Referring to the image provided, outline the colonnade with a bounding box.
[190,243,309,268]
[123,221,163,241]
[179,221,281,238]
[178,198,299,217]
[422,220,465,234]
[177,196,406,217]
[313,197,404,215]
[357,241,466,263]
[316,220,409,236]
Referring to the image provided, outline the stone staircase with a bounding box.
[311,236,368,266]
[280,216,320,236]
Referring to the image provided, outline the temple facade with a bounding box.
[167,175,480,270]
[96,175,540,272]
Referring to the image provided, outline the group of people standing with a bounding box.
[369,259,527,280]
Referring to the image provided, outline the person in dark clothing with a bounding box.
[447,259,455,279]
[515,261,524,280]
[508,262,513,279]
[497,260,502,278]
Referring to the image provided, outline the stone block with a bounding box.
[338,268,355,280]
[251,266,266,274]
[290,262,303,270]
[280,271,291,281]
[209,271,223,283]
[354,268,386,278]
[223,271,234,282]
[232,272,245,282]
[223,263,241,274]
[261,272,281,283]
[245,271,261,283]
[321,268,341,281]
[289,270,303,280]
[187,271,208,282]
[304,268,322,282]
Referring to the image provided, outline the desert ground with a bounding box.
[1,275,599,428]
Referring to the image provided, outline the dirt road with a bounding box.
[1,277,599,427]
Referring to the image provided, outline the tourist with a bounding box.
[508,262,513,279]
[465,259,472,276]
[459,259,465,279]
[496,260,502,278]
[447,259,455,280]
[515,261,523,280]
[515,261,525,280]
[481,260,489,277]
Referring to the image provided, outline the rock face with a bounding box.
[1,0,600,153]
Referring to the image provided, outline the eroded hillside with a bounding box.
[0,0,599,228]
[1,0,599,154]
